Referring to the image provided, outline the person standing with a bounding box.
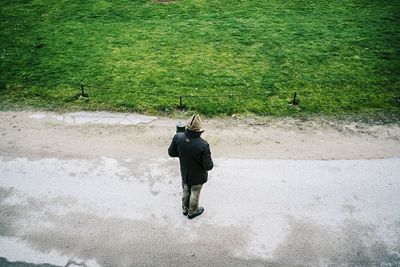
[168,115,213,219]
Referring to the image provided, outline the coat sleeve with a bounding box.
[201,143,213,171]
[168,135,179,157]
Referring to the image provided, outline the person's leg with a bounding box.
[188,184,203,215]
[182,183,190,214]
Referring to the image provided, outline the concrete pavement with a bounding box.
[1,156,399,266]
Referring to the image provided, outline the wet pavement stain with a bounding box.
[0,191,270,267]
[0,257,60,267]
[2,188,399,266]
[272,216,400,266]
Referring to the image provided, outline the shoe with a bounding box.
[188,207,204,219]
[183,210,188,216]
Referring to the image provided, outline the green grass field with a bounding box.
[1,0,399,120]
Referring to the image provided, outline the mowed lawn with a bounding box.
[1,0,399,119]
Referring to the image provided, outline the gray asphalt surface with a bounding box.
[1,157,399,266]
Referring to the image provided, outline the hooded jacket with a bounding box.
[168,129,213,186]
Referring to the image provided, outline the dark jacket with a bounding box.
[168,129,213,186]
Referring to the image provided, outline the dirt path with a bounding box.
[1,112,400,266]
[1,111,399,160]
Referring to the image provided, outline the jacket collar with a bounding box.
[185,129,204,138]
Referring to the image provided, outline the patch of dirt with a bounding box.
[152,0,175,4]
[0,112,399,160]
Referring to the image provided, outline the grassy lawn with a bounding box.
[1,0,399,120]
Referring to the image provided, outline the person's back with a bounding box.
[168,115,213,219]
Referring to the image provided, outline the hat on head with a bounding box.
[187,115,203,132]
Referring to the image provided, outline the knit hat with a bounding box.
[186,115,203,132]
